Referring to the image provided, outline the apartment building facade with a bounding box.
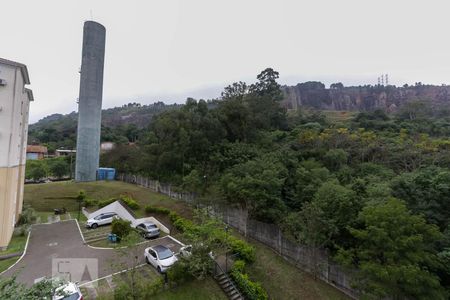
[0,58,33,249]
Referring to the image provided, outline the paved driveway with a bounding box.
[1,220,183,286]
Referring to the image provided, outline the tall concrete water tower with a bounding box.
[75,21,106,182]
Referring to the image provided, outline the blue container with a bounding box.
[97,168,116,181]
[108,233,118,243]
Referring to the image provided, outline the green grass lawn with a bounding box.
[245,238,351,300]
[0,233,28,273]
[0,235,27,256]
[152,278,227,300]
[24,180,350,299]
[71,211,87,222]
[35,211,54,223]
[83,268,225,300]
[24,181,192,219]
[0,257,20,273]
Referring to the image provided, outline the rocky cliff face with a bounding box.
[281,83,450,112]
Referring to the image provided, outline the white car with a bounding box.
[53,282,83,300]
[144,245,178,273]
[86,212,118,228]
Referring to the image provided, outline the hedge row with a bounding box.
[229,237,256,263]
[98,198,116,208]
[231,260,268,300]
[169,211,196,232]
[97,195,140,210]
[84,198,99,207]
[144,205,255,263]
[120,195,140,210]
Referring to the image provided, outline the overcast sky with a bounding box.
[2,0,450,123]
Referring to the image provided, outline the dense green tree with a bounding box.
[391,167,450,230]
[100,145,144,175]
[247,68,287,130]
[25,160,48,181]
[337,199,445,300]
[283,201,336,278]
[47,157,70,179]
[221,81,248,100]
[330,82,344,89]
[312,180,358,247]
[397,100,433,121]
[249,68,282,100]
[323,148,348,171]
[221,156,287,222]
[0,276,65,300]
[182,170,203,194]
[217,96,251,142]
[290,159,332,209]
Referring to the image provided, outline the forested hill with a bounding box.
[29,80,450,152]
[27,68,450,297]
[28,102,182,152]
[282,82,450,112]
[100,69,450,298]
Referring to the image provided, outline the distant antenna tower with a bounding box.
[385,74,389,86]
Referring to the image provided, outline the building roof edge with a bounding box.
[0,58,30,84]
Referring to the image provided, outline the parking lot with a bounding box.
[1,220,183,286]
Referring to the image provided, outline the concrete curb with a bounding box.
[167,235,185,247]
[78,263,146,287]
[85,234,174,250]
[0,230,31,275]
[74,218,87,244]
[0,252,23,261]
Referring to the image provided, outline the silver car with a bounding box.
[136,221,160,238]
[85,212,118,229]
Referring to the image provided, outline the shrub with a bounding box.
[16,225,29,237]
[114,282,134,300]
[229,237,256,263]
[143,277,164,297]
[83,198,98,207]
[145,205,171,215]
[111,219,131,239]
[173,217,195,233]
[98,195,139,210]
[98,198,116,208]
[232,259,246,273]
[169,211,181,223]
[120,195,140,210]
[231,260,268,300]
[17,205,37,225]
[167,208,255,263]
[168,209,254,262]
[167,260,193,285]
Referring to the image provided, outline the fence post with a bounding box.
[116,172,358,298]
[278,227,282,255]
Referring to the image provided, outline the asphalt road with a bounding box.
[1,220,183,286]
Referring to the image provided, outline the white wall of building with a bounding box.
[0,59,32,248]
